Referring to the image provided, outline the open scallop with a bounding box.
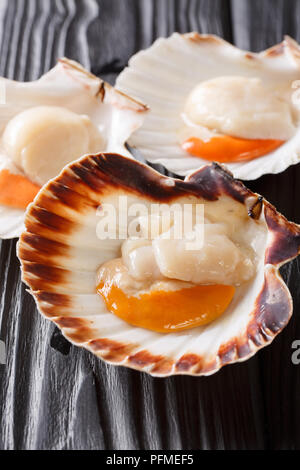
[0,58,147,239]
[116,33,300,179]
[17,153,300,377]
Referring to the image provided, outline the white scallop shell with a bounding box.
[116,33,300,179]
[17,153,300,377]
[0,58,147,239]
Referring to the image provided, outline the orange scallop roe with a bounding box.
[181,135,284,163]
[0,169,40,209]
[97,281,235,333]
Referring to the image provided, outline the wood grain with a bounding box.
[0,0,300,450]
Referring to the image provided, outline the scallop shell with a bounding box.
[116,33,300,180]
[0,58,147,239]
[17,153,300,377]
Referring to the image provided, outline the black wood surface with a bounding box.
[0,0,300,450]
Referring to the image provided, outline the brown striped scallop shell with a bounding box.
[17,153,300,376]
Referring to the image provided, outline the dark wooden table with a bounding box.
[1,0,300,450]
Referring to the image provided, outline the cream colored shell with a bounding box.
[0,58,147,239]
[116,33,300,179]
